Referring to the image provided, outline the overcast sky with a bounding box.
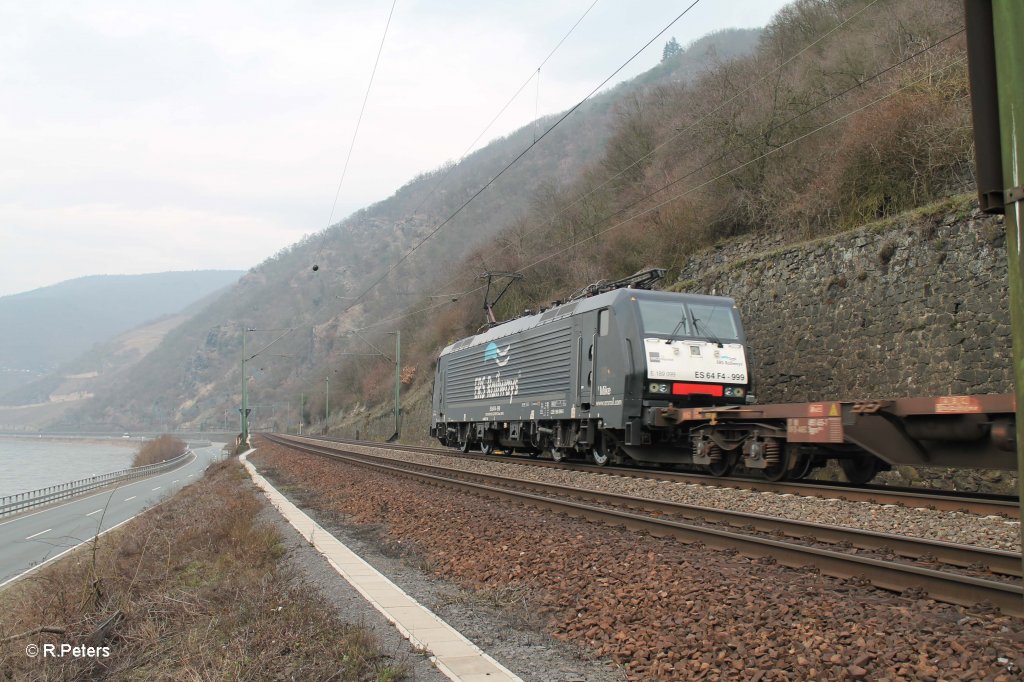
[0,0,792,297]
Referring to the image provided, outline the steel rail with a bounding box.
[265,434,1024,617]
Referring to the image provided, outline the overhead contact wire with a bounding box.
[314,0,400,265]
[323,0,600,287]
[336,0,704,313]
[432,23,966,303]
[426,0,884,297]
[513,54,969,279]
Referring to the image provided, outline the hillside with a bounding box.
[0,271,243,386]
[0,285,239,430]
[47,0,987,438]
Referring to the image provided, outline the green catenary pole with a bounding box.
[991,0,1024,582]
[325,376,330,435]
[241,325,249,447]
[395,331,401,438]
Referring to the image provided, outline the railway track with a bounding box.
[304,434,1021,518]
[265,433,1024,617]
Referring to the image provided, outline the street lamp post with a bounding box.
[324,376,330,434]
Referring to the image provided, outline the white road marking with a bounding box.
[124,496,136,502]
[86,509,103,516]
[1,514,142,590]
[151,487,161,491]
[173,480,179,484]
[25,528,52,540]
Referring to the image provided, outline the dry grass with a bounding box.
[131,435,187,467]
[0,459,409,681]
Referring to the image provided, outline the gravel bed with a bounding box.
[326,441,1022,552]
[253,453,626,682]
[257,440,1024,681]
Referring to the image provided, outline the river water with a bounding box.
[0,437,138,498]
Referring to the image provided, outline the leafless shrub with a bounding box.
[131,435,186,468]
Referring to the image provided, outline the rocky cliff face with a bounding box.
[675,196,1011,404]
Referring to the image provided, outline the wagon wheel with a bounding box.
[791,451,815,481]
[591,445,610,466]
[841,456,879,485]
[548,447,565,462]
[706,448,735,477]
[762,443,790,482]
[459,437,471,453]
[480,441,494,456]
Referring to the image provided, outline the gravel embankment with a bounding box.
[326,442,1022,552]
[255,440,1024,681]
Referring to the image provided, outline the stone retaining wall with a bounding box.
[673,197,1012,404]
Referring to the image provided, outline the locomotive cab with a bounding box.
[630,292,751,408]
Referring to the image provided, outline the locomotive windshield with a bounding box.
[637,299,740,342]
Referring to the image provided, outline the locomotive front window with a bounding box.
[637,300,690,335]
[686,302,740,342]
[637,299,739,342]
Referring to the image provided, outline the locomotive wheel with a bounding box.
[591,446,610,466]
[841,457,878,485]
[762,445,790,482]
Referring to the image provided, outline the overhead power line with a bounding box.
[510,53,969,280]
[313,0,599,277]
[333,1,705,312]
[426,0,884,297]
[313,0,400,270]
[369,33,969,332]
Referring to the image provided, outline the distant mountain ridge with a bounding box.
[0,271,243,377]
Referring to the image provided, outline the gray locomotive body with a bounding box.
[431,288,751,465]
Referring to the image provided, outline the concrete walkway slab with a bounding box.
[240,451,523,682]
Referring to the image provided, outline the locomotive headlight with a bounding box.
[724,387,746,398]
[649,382,668,394]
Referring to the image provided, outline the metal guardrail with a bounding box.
[0,450,192,518]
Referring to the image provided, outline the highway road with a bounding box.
[0,443,226,590]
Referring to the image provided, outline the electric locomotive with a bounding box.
[430,271,752,467]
